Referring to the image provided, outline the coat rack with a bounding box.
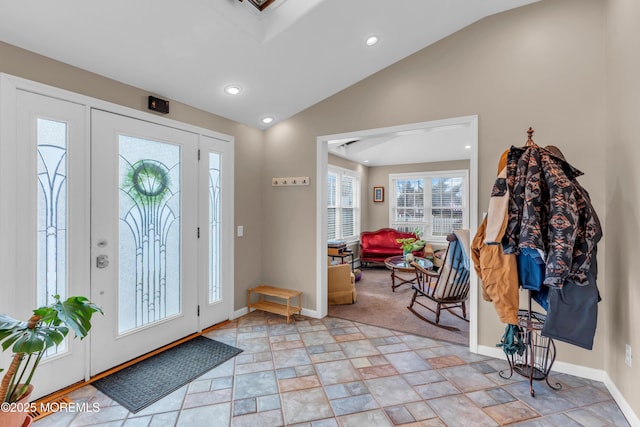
[497,127,562,397]
[499,294,561,397]
[526,126,535,145]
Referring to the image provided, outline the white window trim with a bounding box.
[388,169,469,243]
[328,165,361,243]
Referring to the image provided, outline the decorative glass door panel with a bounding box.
[37,119,68,304]
[37,118,69,354]
[91,109,199,375]
[208,152,221,304]
[198,135,233,327]
[118,136,181,333]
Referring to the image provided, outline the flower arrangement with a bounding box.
[396,228,426,254]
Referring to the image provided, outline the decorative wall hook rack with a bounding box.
[272,176,310,186]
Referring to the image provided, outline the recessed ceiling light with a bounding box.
[464,145,471,149]
[365,35,379,47]
[224,85,241,95]
[261,116,274,125]
[363,160,369,163]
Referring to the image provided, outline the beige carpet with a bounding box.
[328,265,469,345]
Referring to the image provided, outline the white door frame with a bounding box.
[0,73,235,385]
[316,115,479,352]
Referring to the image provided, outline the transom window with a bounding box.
[389,170,468,241]
[328,166,360,241]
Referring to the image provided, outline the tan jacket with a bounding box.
[472,218,519,325]
[471,151,519,325]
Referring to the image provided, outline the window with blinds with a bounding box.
[328,166,360,241]
[431,176,464,237]
[392,178,425,234]
[390,171,468,241]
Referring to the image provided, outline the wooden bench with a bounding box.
[247,285,302,323]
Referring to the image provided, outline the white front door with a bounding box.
[89,110,200,375]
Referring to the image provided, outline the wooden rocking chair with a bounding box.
[407,233,470,330]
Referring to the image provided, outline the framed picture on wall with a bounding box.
[373,186,384,202]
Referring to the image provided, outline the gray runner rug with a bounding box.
[92,335,242,413]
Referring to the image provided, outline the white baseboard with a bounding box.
[603,372,640,427]
[552,359,606,382]
[476,345,510,363]
[477,345,639,425]
[233,307,248,319]
[476,345,605,381]
[301,308,322,319]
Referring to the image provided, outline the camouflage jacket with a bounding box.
[500,142,602,287]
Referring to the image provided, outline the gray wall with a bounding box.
[605,0,640,417]
[263,0,607,372]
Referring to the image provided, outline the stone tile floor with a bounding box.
[34,312,630,426]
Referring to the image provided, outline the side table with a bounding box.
[384,256,433,292]
[328,250,355,271]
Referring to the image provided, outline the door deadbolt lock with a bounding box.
[96,254,109,269]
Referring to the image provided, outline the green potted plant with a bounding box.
[396,228,426,262]
[0,295,102,427]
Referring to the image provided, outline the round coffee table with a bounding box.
[384,256,433,292]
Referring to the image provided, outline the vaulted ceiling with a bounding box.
[0,0,539,129]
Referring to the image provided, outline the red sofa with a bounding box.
[360,228,423,265]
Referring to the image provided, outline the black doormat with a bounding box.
[92,336,242,413]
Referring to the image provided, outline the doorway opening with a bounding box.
[316,115,479,351]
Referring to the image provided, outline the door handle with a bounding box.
[96,254,109,269]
